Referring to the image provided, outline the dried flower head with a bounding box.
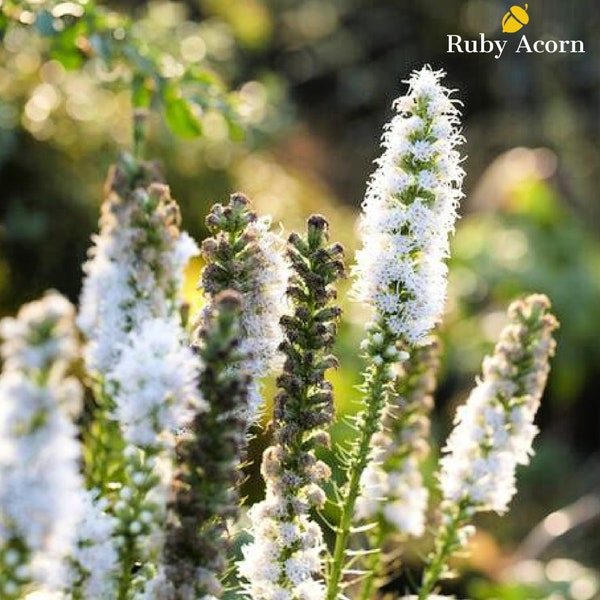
[164,290,250,598]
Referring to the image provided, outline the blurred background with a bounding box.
[1,1,600,598]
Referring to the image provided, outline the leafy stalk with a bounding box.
[326,324,399,600]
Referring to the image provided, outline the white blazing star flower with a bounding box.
[0,294,83,595]
[110,317,203,448]
[77,162,200,376]
[355,341,439,538]
[440,295,558,515]
[0,292,78,373]
[201,194,291,420]
[239,216,290,416]
[76,158,203,595]
[352,66,464,345]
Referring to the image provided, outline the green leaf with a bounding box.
[0,13,8,40]
[132,75,153,110]
[164,97,202,138]
[227,118,245,142]
[49,22,85,70]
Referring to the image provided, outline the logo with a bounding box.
[502,4,529,33]
[446,3,585,59]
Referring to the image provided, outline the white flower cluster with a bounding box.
[0,292,79,373]
[238,217,290,417]
[111,317,201,448]
[67,490,120,598]
[0,293,83,596]
[238,447,328,600]
[202,195,290,421]
[78,171,200,377]
[352,66,464,345]
[77,159,203,594]
[78,162,203,443]
[440,295,558,515]
[356,341,438,538]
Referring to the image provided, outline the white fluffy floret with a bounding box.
[67,490,119,599]
[439,381,537,514]
[238,501,326,600]
[0,373,83,590]
[77,168,203,448]
[77,180,199,375]
[110,317,204,448]
[238,445,327,600]
[78,228,199,374]
[235,217,290,417]
[0,293,83,592]
[352,66,464,344]
[0,291,78,373]
[439,296,557,515]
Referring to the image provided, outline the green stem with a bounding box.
[133,108,148,159]
[327,356,392,600]
[418,504,467,600]
[118,545,135,600]
[358,525,385,600]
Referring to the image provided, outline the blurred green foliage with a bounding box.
[447,171,600,407]
[1,0,241,141]
[469,558,600,600]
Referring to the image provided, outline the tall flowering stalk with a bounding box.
[419,294,558,599]
[356,340,440,600]
[352,67,464,345]
[200,193,290,421]
[0,292,83,598]
[163,290,250,599]
[77,154,203,598]
[328,66,464,600]
[238,215,345,600]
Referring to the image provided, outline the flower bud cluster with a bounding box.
[200,193,290,419]
[238,216,345,600]
[164,290,251,599]
[356,340,439,537]
[0,293,83,598]
[352,66,464,345]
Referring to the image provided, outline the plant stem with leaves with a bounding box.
[357,340,440,600]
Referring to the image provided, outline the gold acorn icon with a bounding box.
[502,3,529,33]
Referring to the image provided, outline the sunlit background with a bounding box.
[1,1,600,598]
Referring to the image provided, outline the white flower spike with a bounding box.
[352,66,464,345]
